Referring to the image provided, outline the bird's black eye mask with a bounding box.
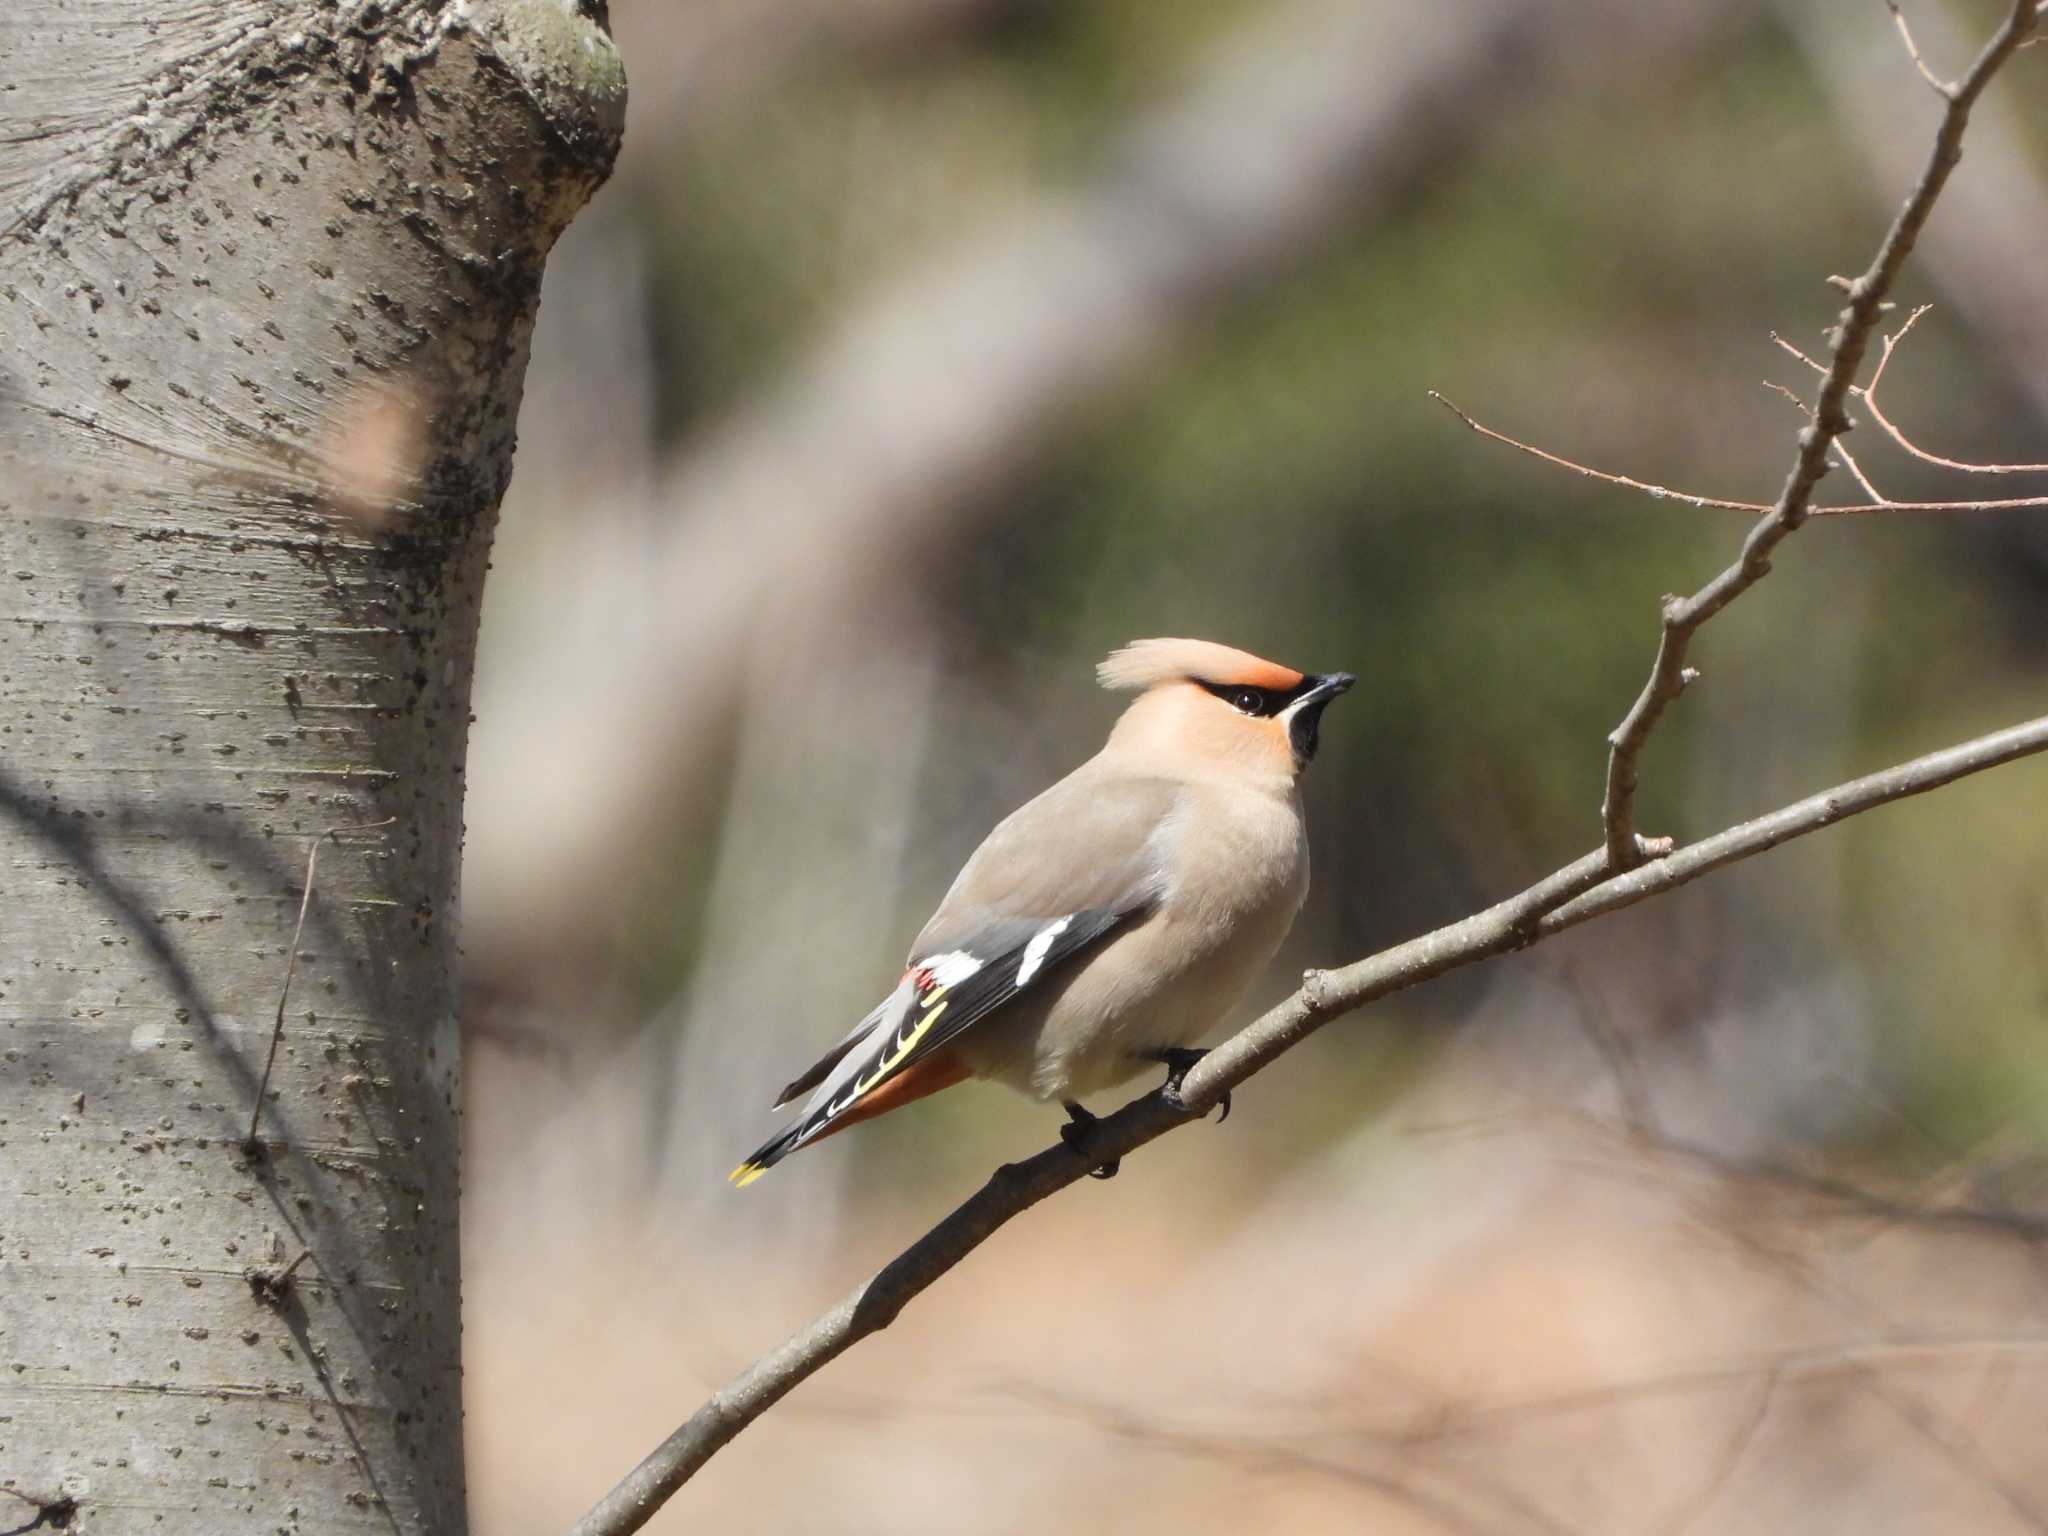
[1196,673,1355,765]
[1194,677,1315,718]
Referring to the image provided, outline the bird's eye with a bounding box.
[1229,687,1267,715]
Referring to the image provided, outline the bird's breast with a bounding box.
[963,785,1311,1100]
[1157,782,1310,931]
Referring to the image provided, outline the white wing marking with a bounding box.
[1014,915,1074,986]
[920,950,984,987]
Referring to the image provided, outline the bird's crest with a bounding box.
[1096,638,1305,694]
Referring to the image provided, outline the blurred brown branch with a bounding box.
[1001,1380,1571,1536]
[1537,1104,2048,1243]
[1016,1328,2047,1465]
[564,4,2043,1532]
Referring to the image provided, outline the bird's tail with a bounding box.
[730,1017,970,1187]
[729,1123,806,1189]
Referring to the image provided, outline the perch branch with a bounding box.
[566,710,2048,1536]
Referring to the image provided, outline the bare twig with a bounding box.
[0,1484,77,1532]
[1830,441,1891,505]
[1770,329,1830,378]
[1761,379,1893,502]
[1430,392,2048,515]
[247,1245,314,1307]
[1888,0,1959,95]
[1780,0,2048,467]
[1598,0,2038,870]
[1429,392,1775,512]
[1865,305,2048,473]
[565,711,2048,1536]
[243,818,396,1154]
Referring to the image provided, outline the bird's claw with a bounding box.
[1061,1101,1120,1179]
[1146,1047,1230,1122]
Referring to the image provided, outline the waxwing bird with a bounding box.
[731,638,1353,1186]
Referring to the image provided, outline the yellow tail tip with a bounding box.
[729,1162,768,1189]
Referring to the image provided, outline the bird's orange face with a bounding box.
[1182,667,1355,773]
[1099,639,1353,778]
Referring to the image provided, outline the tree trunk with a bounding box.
[0,5,622,1532]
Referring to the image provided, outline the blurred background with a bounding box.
[458,1,2048,1531]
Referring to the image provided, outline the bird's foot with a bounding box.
[1142,1047,1230,1122]
[1060,1101,1120,1179]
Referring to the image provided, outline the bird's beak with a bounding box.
[1280,672,1354,768]
[1295,672,1356,706]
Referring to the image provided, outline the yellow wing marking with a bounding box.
[731,993,960,1188]
[849,999,950,1100]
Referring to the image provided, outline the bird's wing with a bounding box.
[732,771,1180,1184]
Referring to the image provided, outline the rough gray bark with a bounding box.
[0,4,622,1533]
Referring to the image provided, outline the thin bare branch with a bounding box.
[1431,391,2048,515]
[565,711,2048,1536]
[1888,0,1960,96]
[1597,0,2040,869]
[247,1244,315,1307]
[243,818,396,1154]
[1770,330,1829,377]
[1828,437,1890,504]
[1429,392,1775,512]
[1761,379,1893,502]
[0,1484,77,1534]
[1781,0,2048,473]
[1865,305,2048,473]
